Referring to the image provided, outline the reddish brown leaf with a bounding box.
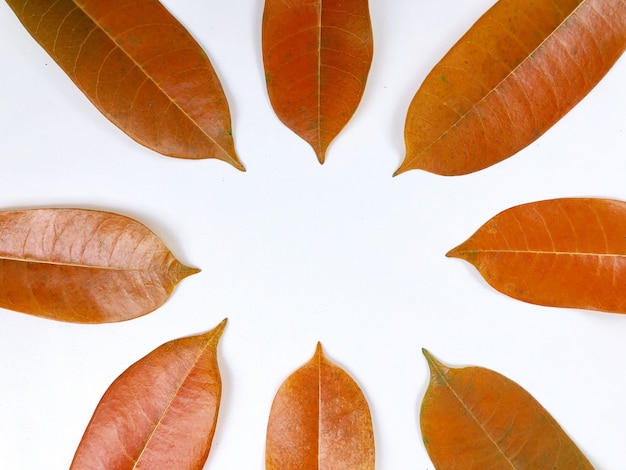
[5,0,244,170]
[0,208,198,323]
[262,0,373,163]
[397,0,626,176]
[421,349,592,469]
[71,319,226,470]
[448,198,626,313]
[266,342,375,469]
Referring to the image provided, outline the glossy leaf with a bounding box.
[397,0,626,176]
[266,342,374,469]
[5,0,244,170]
[71,319,226,469]
[262,0,373,163]
[448,198,626,313]
[421,349,592,469]
[0,208,198,323]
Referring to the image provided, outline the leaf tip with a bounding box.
[393,163,408,177]
[446,242,472,261]
[422,349,448,376]
[176,263,201,282]
[422,348,434,361]
[186,265,202,275]
[312,141,329,165]
[228,157,246,172]
[210,318,228,341]
[311,342,327,365]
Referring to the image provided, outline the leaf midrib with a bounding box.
[316,0,323,159]
[0,254,172,271]
[317,346,322,470]
[455,248,626,257]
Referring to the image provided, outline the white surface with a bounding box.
[0,1,624,468]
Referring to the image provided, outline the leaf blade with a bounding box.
[420,349,593,469]
[399,0,626,176]
[71,319,226,469]
[266,342,375,469]
[5,0,244,169]
[448,197,626,313]
[262,0,373,163]
[0,208,198,323]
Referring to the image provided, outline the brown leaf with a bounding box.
[266,342,375,469]
[0,208,198,323]
[71,319,226,470]
[397,0,626,176]
[420,349,593,469]
[447,197,626,313]
[5,0,244,170]
[262,0,373,164]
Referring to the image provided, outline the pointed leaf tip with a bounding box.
[314,341,325,359]
[393,161,410,177]
[422,349,447,375]
[178,264,201,278]
[232,159,246,172]
[445,245,462,259]
[212,317,228,337]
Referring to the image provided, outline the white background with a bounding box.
[0,0,624,468]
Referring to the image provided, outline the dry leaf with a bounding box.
[0,208,198,323]
[71,319,226,469]
[266,342,375,469]
[262,0,373,163]
[448,197,626,313]
[5,0,244,169]
[421,349,593,469]
[397,0,626,176]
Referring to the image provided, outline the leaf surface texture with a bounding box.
[420,350,593,469]
[266,342,374,469]
[262,0,373,163]
[0,208,198,323]
[5,0,243,169]
[71,320,225,469]
[448,198,626,313]
[398,0,626,176]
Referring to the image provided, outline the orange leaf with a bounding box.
[397,0,626,176]
[266,342,375,469]
[420,349,592,469]
[5,0,244,170]
[71,319,226,469]
[0,208,198,323]
[448,198,626,313]
[262,0,373,163]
